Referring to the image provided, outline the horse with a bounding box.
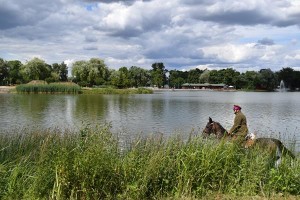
[245,132,295,167]
[202,117,229,139]
[202,117,296,167]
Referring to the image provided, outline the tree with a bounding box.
[199,70,210,83]
[237,71,260,90]
[0,58,9,85]
[51,62,68,82]
[128,66,150,87]
[258,68,277,91]
[220,68,240,86]
[89,58,109,86]
[72,60,90,86]
[276,67,294,90]
[187,68,203,83]
[20,58,51,82]
[169,69,188,88]
[151,63,167,88]
[110,67,131,88]
[71,58,109,87]
[7,60,23,84]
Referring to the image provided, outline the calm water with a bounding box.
[1,91,299,152]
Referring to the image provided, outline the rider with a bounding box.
[228,105,248,142]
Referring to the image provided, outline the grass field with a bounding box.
[0,125,299,199]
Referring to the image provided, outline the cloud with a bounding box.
[0,0,62,29]
[257,38,275,46]
[0,0,300,72]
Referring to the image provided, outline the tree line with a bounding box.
[1,57,300,91]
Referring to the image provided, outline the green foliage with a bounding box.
[72,58,110,87]
[151,63,167,88]
[0,126,299,199]
[20,58,51,82]
[0,58,9,85]
[3,56,300,90]
[258,68,278,91]
[16,83,81,94]
[169,70,187,88]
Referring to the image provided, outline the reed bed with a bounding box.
[82,87,153,94]
[16,83,81,94]
[0,125,299,199]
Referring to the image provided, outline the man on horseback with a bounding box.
[228,105,249,142]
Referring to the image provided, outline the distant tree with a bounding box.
[258,68,277,91]
[220,68,240,86]
[128,66,150,87]
[0,58,9,85]
[151,62,167,88]
[89,58,109,86]
[7,60,23,84]
[276,67,294,90]
[187,68,203,83]
[237,71,260,90]
[110,67,131,88]
[72,60,89,86]
[20,58,51,82]
[71,58,109,86]
[208,70,221,84]
[169,69,188,88]
[293,71,300,90]
[199,70,210,83]
[51,62,68,82]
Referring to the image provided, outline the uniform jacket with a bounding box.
[229,111,248,136]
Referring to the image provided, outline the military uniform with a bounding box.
[229,111,248,139]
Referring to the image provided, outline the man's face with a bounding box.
[233,109,238,114]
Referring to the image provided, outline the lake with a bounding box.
[1,90,299,152]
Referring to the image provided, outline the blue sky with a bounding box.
[1,0,300,72]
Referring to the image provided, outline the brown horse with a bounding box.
[202,117,229,139]
[245,133,295,167]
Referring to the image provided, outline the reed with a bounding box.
[0,125,299,199]
[16,83,81,94]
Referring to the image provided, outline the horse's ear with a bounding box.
[209,117,212,123]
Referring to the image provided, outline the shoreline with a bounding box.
[0,86,16,93]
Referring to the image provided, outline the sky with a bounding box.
[1,0,300,72]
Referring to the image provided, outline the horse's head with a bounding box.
[244,132,256,148]
[202,117,214,138]
[202,117,228,139]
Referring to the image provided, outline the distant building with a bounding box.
[181,83,226,90]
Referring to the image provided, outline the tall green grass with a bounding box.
[16,83,81,94]
[0,125,299,199]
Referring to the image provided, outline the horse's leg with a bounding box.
[275,145,282,168]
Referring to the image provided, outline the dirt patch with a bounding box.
[0,86,16,93]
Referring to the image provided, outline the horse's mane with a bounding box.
[213,121,228,138]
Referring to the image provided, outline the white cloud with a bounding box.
[0,0,300,72]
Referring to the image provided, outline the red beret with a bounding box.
[233,105,241,110]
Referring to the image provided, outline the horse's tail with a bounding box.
[271,138,295,159]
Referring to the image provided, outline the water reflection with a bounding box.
[0,91,299,152]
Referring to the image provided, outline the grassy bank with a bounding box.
[81,87,153,94]
[0,125,299,199]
